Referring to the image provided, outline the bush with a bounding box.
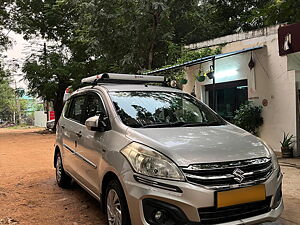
[233,102,263,135]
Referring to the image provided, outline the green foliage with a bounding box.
[19,98,43,112]
[7,0,300,124]
[233,102,263,135]
[0,0,12,49]
[12,0,225,75]
[0,65,9,82]
[22,48,75,123]
[177,47,222,64]
[23,50,71,101]
[10,0,300,76]
[0,76,15,122]
[11,0,300,78]
[164,47,222,82]
[196,0,272,39]
[260,0,300,26]
[13,0,77,41]
[18,98,43,124]
[280,132,295,149]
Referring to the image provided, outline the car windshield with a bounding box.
[109,91,226,128]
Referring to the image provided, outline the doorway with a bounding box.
[205,80,248,121]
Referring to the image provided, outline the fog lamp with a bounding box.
[154,211,163,220]
[153,210,166,223]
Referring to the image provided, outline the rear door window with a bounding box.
[66,95,86,124]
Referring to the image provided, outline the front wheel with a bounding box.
[55,152,71,188]
[105,180,131,225]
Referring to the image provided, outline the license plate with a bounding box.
[217,184,266,208]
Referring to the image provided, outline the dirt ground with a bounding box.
[0,128,107,225]
[0,128,299,225]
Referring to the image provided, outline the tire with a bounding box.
[105,180,131,225]
[55,152,71,188]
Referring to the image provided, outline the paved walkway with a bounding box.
[272,157,300,225]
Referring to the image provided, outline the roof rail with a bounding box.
[81,73,165,85]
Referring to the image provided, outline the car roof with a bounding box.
[78,83,183,93]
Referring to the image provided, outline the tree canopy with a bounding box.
[0,64,15,121]
[0,0,299,123]
[12,0,300,75]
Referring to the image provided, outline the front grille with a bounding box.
[198,197,272,224]
[181,157,273,189]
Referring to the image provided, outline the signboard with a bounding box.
[49,111,55,120]
[278,22,300,56]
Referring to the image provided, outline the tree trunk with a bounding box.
[52,88,65,132]
[148,13,159,70]
[148,42,155,70]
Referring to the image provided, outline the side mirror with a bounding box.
[85,116,100,131]
[85,114,111,132]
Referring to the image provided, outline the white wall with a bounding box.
[34,111,47,127]
[184,30,300,153]
[223,38,298,152]
[249,41,296,152]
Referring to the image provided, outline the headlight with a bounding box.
[121,142,185,181]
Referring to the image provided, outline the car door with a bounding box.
[75,91,107,194]
[61,94,87,178]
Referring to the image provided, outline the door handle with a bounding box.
[76,131,82,138]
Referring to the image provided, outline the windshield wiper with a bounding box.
[141,121,186,128]
[181,121,223,127]
[139,121,224,128]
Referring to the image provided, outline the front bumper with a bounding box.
[122,169,283,225]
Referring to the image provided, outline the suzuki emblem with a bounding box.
[233,168,245,183]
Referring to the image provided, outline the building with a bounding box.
[19,95,45,125]
[148,22,300,156]
[184,23,300,156]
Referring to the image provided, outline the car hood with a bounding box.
[126,125,270,166]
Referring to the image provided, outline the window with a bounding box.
[84,93,105,121]
[67,95,86,124]
[109,91,225,128]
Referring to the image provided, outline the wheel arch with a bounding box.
[101,171,119,195]
[101,171,123,210]
[101,170,132,224]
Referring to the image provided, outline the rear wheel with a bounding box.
[105,180,131,225]
[55,152,71,188]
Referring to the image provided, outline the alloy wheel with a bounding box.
[56,155,62,183]
[107,189,122,225]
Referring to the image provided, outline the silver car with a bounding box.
[54,74,283,225]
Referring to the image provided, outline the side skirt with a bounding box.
[65,170,101,202]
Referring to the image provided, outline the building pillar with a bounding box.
[195,82,205,102]
[182,65,199,94]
